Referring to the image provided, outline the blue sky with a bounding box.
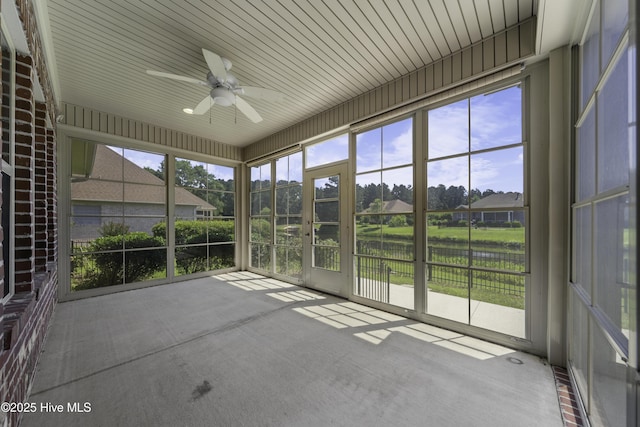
[108,146,235,181]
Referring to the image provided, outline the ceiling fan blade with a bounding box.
[146,70,208,86]
[202,48,227,83]
[238,86,285,102]
[192,95,215,115]
[235,96,263,123]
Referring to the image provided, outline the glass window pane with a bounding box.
[275,187,288,216]
[427,157,469,210]
[570,294,589,396]
[315,200,339,222]
[204,191,224,217]
[251,163,271,191]
[356,128,381,172]
[219,192,235,217]
[591,322,628,427]
[289,152,303,183]
[577,108,596,201]
[470,146,523,196]
[573,206,592,294]
[426,265,469,324]
[288,185,302,215]
[382,117,413,168]
[428,99,468,159]
[601,0,627,71]
[124,249,166,283]
[598,56,629,192]
[250,243,271,271]
[306,134,348,168]
[314,224,339,245]
[71,216,125,251]
[276,152,302,186]
[175,244,207,276]
[383,167,413,207]
[356,214,382,250]
[470,270,525,337]
[250,218,271,243]
[427,212,469,267]
[471,85,522,151]
[124,149,165,183]
[123,216,166,241]
[175,158,207,188]
[275,245,302,278]
[314,176,339,199]
[314,201,340,222]
[208,243,235,269]
[468,212,525,272]
[385,213,413,241]
[594,195,630,334]
[356,172,381,214]
[313,245,339,271]
[581,6,600,108]
[209,164,234,190]
[124,183,166,215]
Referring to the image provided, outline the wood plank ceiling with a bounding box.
[46,0,537,147]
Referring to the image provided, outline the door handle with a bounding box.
[305,233,310,236]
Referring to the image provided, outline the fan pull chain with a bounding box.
[234,95,237,124]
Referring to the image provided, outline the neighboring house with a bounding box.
[453,192,525,225]
[365,199,413,213]
[71,144,215,241]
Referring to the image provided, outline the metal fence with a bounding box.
[356,240,525,297]
[355,256,390,303]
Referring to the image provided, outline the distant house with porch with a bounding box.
[453,192,525,225]
[71,144,216,241]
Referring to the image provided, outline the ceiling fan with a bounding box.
[146,48,284,123]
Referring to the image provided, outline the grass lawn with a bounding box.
[356,223,525,246]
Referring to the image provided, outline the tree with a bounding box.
[146,160,234,217]
[391,184,413,204]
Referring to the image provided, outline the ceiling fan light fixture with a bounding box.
[210,87,234,107]
[183,108,194,114]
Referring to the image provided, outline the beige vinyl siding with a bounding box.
[244,18,535,162]
[61,103,242,162]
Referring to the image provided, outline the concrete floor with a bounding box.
[23,273,562,427]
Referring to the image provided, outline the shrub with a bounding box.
[153,220,235,274]
[77,232,165,289]
[317,224,339,241]
[509,220,522,228]
[99,221,130,237]
[388,215,407,228]
[457,220,468,227]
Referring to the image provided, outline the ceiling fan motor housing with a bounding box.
[210,87,235,106]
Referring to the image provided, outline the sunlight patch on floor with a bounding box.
[267,290,326,302]
[217,273,516,360]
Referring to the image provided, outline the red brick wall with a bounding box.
[0,51,58,427]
